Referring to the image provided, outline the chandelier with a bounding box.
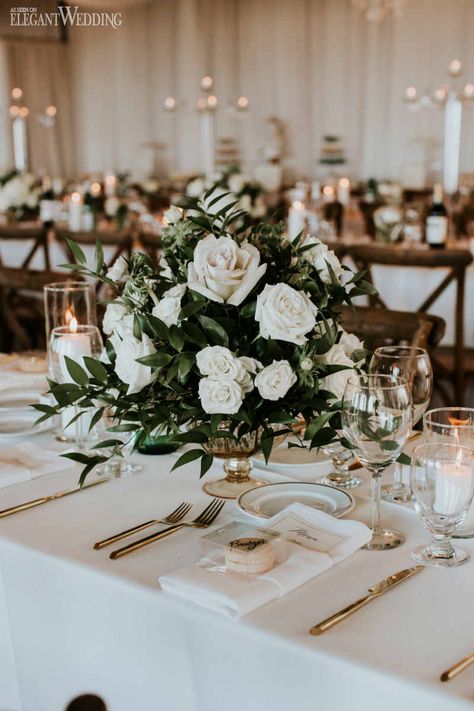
[351,0,409,22]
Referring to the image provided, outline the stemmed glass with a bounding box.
[423,408,474,537]
[321,437,362,489]
[369,346,432,502]
[95,409,142,479]
[341,375,412,550]
[411,443,474,567]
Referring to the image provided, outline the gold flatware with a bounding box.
[93,501,193,550]
[440,653,474,682]
[408,431,422,442]
[309,565,423,635]
[0,478,108,519]
[110,498,225,560]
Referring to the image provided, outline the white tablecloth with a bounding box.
[1,426,474,711]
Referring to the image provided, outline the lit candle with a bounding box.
[68,192,83,232]
[322,185,335,203]
[434,462,472,515]
[288,200,307,242]
[56,318,92,435]
[337,177,350,206]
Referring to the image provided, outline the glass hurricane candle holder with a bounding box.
[321,436,362,489]
[48,323,103,447]
[411,443,474,567]
[423,408,474,538]
[44,281,97,344]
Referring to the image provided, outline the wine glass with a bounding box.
[95,409,142,479]
[369,346,432,502]
[411,443,474,567]
[321,436,362,489]
[423,408,474,538]
[341,375,412,550]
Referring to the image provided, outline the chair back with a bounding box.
[0,224,51,269]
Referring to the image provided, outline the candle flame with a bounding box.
[70,317,78,333]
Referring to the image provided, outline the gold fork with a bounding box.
[93,501,193,550]
[110,498,225,560]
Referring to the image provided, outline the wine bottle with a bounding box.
[425,183,448,249]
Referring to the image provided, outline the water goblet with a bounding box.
[423,408,474,537]
[321,435,362,489]
[411,443,474,567]
[369,346,433,502]
[341,375,412,550]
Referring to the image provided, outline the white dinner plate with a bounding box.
[0,410,51,439]
[251,437,331,480]
[237,482,355,520]
[0,388,44,411]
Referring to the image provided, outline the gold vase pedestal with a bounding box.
[202,429,268,500]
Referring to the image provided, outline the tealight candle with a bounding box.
[104,173,117,197]
[337,178,350,206]
[55,318,92,435]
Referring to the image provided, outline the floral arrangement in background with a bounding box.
[0,170,40,221]
[186,166,267,220]
[38,189,374,482]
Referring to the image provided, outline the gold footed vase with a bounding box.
[202,428,268,500]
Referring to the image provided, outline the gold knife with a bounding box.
[0,478,108,519]
[309,565,423,635]
[440,653,474,682]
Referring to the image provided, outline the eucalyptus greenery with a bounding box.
[36,187,377,484]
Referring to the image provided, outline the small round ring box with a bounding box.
[202,521,286,576]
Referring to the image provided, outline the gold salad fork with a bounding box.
[110,498,225,560]
[93,501,192,550]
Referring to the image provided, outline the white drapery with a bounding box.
[1,0,474,180]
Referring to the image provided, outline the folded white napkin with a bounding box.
[159,504,371,619]
[0,443,74,488]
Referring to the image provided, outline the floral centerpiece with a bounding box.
[0,170,40,222]
[186,167,267,220]
[38,188,374,490]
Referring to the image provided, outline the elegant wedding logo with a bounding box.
[9,5,123,29]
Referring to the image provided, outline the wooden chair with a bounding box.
[0,266,81,352]
[337,305,446,352]
[344,242,473,404]
[0,224,51,269]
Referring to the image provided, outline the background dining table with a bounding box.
[1,371,474,711]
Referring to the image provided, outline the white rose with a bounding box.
[152,284,186,327]
[186,178,205,198]
[338,329,365,360]
[114,332,157,395]
[302,238,343,284]
[239,356,263,374]
[196,346,244,380]
[106,255,129,283]
[163,205,183,225]
[255,360,297,401]
[103,299,128,335]
[255,283,318,346]
[187,234,267,306]
[159,256,173,280]
[198,377,243,415]
[319,344,354,400]
[300,357,313,372]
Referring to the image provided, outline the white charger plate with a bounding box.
[0,410,52,439]
[237,482,355,520]
[0,388,45,411]
[251,438,331,480]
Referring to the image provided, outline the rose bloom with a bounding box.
[106,255,129,283]
[319,343,354,400]
[255,283,318,346]
[163,205,183,225]
[302,238,343,284]
[198,376,243,415]
[196,346,244,380]
[187,234,267,306]
[103,299,128,335]
[255,360,297,401]
[114,332,157,395]
[152,284,186,327]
